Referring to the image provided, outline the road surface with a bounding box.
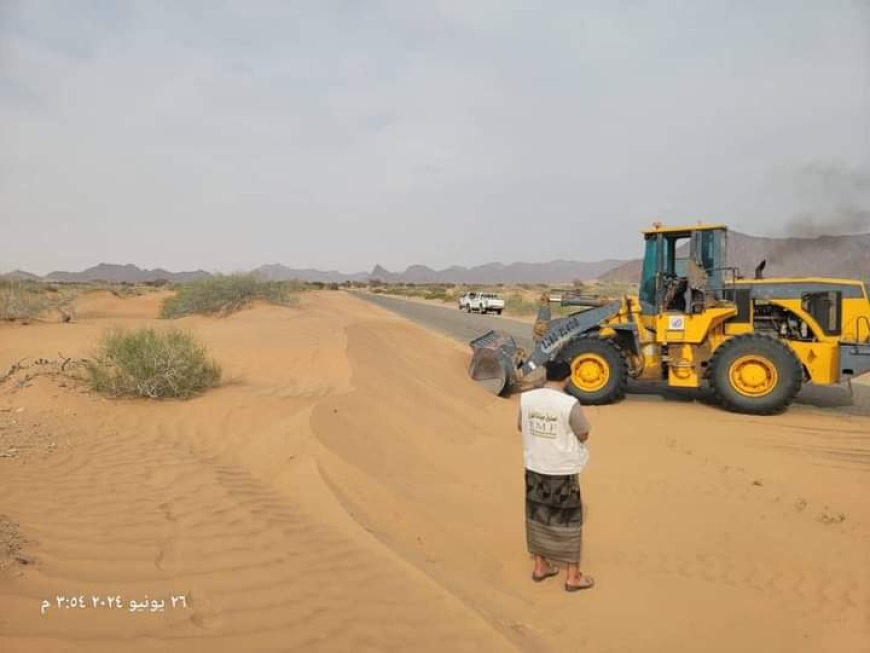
[355,292,535,351]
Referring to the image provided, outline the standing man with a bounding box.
[517,360,595,591]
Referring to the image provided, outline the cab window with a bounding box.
[639,236,658,312]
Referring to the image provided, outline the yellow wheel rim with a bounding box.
[728,355,778,397]
[571,353,610,392]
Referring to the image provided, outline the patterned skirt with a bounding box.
[525,469,582,564]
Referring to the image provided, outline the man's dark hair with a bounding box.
[545,360,571,382]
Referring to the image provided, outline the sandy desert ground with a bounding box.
[0,290,868,652]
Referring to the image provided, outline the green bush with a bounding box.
[86,327,221,399]
[161,274,295,318]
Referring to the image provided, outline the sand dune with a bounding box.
[0,292,868,652]
[70,289,172,321]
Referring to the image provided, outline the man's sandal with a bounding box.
[531,565,560,582]
[565,575,595,591]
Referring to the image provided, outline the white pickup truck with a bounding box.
[459,291,504,315]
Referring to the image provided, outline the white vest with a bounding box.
[520,388,589,475]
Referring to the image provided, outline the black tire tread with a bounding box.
[708,334,802,415]
[561,337,628,405]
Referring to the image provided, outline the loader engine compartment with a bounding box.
[751,303,815,342]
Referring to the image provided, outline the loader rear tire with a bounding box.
[708,334,802,415]
[561,338,627,405]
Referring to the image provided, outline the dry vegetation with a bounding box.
[160,274,306,318]
[0,279,169,323]
[85,327,221,399]
[0,279,75,322]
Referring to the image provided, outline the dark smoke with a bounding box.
[784,163,870,238]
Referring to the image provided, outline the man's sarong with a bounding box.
[525,469,582,564]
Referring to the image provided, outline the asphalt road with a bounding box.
[355,292,535,352]
[354,291,870,414]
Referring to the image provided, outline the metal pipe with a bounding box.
[558,296,610,308]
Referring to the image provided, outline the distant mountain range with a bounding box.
[1,263,212,283]
[3,231,868,285]
[252,264,370,284]
[252,259,628,284]
[368,259,629,284]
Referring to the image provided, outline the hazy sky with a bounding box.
[2,1,869,275]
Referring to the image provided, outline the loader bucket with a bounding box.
[469,330,520,395]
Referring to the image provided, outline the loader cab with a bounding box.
[639,224,727,315]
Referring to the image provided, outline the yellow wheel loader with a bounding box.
[469,224,870,415]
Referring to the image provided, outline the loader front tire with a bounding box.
[708,334,802,415]
[561,338,627,405]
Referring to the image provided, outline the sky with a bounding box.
[1,0,869,275]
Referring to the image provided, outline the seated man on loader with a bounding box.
[663,259,709,313]
[685,258,710,313]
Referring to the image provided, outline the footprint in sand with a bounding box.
[155,536,184,573]
[190,610,222,630]
[188,594,222,630]
[158,501,179,523]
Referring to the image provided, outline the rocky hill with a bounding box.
[0,270,42,281]
[42,263,211,283]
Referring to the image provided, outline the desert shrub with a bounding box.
[504,292,539,315]
[379,285,413,298]
[592,281,638,297]
[391,286,414,297]
[0,279,76,322]
[423,288,448,301]
[0,280,52,321]
[94,282,158,298]
[438,287,460,303]
[161,274,295,318]
[86,327,221,399]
